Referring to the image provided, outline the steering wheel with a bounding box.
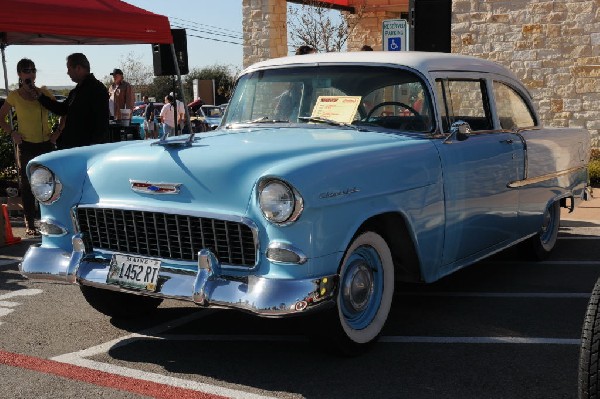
[365,101,420,121]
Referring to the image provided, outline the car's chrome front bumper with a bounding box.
[19,235,337,317]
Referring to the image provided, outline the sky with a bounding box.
[2,0,249,88]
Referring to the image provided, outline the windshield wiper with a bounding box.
[298,116,362,131]
[298,116,344,126]
[225,116,290,128]
[248,116,290,123]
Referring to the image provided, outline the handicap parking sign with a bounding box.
[382,19,408,51]
[388,38,401,51]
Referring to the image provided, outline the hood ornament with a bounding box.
[130,180,182,195]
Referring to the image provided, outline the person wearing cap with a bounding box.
[108,68,134,121]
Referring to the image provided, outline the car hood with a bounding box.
[78,127,424,214]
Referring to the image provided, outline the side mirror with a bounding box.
[445,120,472,143]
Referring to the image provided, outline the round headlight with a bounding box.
[30,166,60,204]
[259,180,302,224]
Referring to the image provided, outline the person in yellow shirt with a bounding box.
[0,58,56,236]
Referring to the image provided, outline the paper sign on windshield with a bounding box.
[311,96,361,124]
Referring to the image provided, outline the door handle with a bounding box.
[500,139,513,144]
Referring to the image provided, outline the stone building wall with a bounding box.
[451,0,600,146]
[345,0,402,51]
[242,0,288,68]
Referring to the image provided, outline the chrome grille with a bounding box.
[76,207,256,266]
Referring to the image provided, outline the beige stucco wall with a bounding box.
[243,0,599,146]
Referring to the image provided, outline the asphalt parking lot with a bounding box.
[0,194,599,398]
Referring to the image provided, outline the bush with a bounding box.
[590,148,600,187]
[0,112,59,181]
[0,129,17,180]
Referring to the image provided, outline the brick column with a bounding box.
[242,0,288,68]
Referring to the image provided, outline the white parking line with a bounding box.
[53,356,277,399]
[379,336,581,345]
[396,292,591,298]
[0,289,43,300]
[52,310,279,399]
[487,260,600,266]
[559,236,600,240]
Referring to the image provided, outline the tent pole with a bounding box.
[1,43,15,130]
[169,43,194,144]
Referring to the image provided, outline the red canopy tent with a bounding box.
[0,0,192,139]
[0,0,173,45]
[0,0,174,94]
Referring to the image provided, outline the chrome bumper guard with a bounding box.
[583,185,593,201]
[19,235,337,317]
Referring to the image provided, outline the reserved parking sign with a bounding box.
[382,19,408,51]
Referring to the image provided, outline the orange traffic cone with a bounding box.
[2,204,21,246]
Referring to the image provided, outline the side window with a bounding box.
[435,79,492,132]
[493,81,536,130]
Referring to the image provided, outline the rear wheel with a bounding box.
[522,201,560,260]
[309,231,394,356]
[80,285,163,318]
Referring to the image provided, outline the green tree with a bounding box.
[146,75,178,103]
[182,64,238,105]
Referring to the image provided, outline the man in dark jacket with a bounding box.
[38,53,109,149]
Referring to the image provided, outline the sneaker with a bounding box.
[25,228,41,237]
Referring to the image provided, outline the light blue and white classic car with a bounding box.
[21,52,591,354]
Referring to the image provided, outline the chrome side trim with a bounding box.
[507,166,586,188]
[583,185,593,201]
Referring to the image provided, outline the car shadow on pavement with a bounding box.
[100,312,577,399]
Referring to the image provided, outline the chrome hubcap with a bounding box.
[342,260,374,313]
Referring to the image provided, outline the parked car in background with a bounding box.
[20,52,591,355]
[198,105,223,130]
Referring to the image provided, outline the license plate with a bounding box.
[107,254,161,291]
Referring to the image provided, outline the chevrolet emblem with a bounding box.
[130,180,182,194]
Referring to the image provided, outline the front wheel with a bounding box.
[309,232,394,355]
[80,285,163,319]
[521,201,561,260]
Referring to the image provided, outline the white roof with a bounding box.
[243,51,519,81]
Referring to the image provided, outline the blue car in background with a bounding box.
[20,52,591,355]
[199,105,223,130]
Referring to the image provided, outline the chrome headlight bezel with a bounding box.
[258,178,303,225]
[29,165,62,204]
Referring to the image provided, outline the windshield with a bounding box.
[201,106,223,118]
[223,65,434,133]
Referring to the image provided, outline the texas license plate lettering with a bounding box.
[107,254,161,291]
